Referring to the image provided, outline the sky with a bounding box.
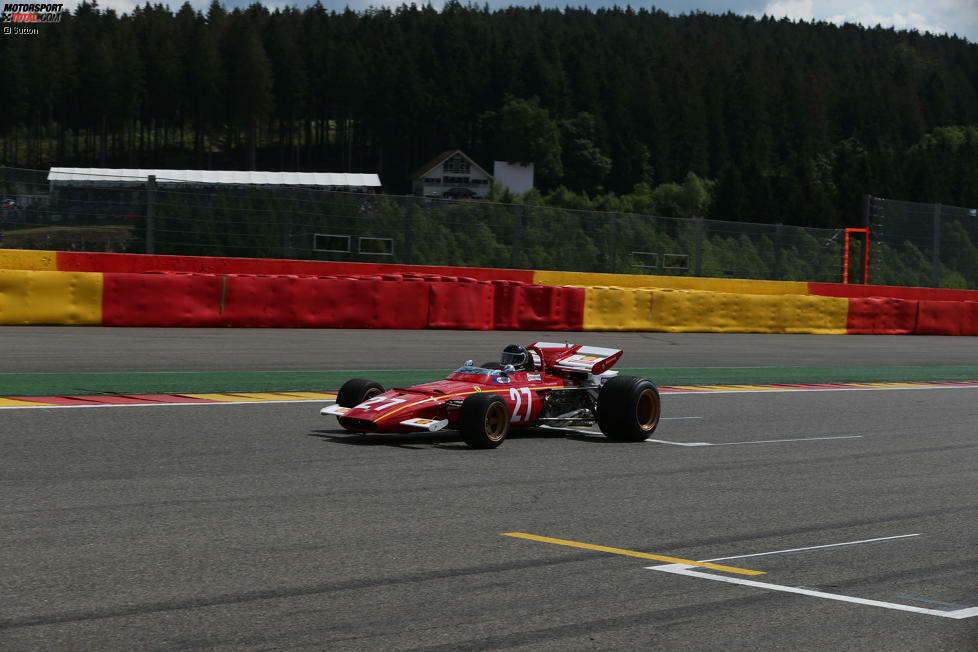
[87,0,978,43]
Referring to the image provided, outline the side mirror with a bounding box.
[464,359,474,367]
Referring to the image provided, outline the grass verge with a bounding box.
[2,365,978,397]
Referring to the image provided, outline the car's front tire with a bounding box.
[597,376,661,441]
[336,378,384,408]
[459,393,510,449]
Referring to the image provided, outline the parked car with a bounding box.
[442,187,478,199]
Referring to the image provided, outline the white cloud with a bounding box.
[759,0,813,21]
[99,0,140,13]
[828,5,950,35]
[57,0,978,42]
[63,0,140,14]
[757,0,977,40]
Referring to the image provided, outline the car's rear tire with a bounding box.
[459,393,510,449]
[336,378,384,408]
[597,376,661,441]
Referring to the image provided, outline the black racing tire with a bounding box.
[597,376,661,442]
[480,362,502,369]
[458,392,510,449]
[336,378,385,408]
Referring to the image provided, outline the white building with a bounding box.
[47,168,381,192]
[492,161,534,195]
[410,150,493,199]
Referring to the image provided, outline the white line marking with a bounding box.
[645,435,861,446]
[661,416,703,420]
[666,385,978,395]
[701,534,921,562]
[946,607,978,618]
[0,399,334,410]
[895,595,973,611]
[646,564,978,618]
[645,439,712,446]
[713,435,862,446]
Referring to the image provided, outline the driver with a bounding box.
[500,344,534,371]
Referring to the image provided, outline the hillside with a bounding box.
[1,3,976,227]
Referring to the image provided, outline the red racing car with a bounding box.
[321,342,661,449]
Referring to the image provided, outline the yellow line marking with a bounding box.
[181,392,337,402]
[502,532,765,576]
[693,385,776,391]
[1,393,337,407]
[178,392,337,402]
[180,394,272,402]
[218,392,320,401]
[189,392,339,402]
[679,385,745,391]
[271,392,338,400]
[728,385,785,390]
[859,382,931,388]
[666,384,800,392]
[0,397,57,407]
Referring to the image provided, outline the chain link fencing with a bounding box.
[869,196,978,290]
[1,166,846,282]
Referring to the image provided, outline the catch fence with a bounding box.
[1,166,847,282]
[868,196,978,290]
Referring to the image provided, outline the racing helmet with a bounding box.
[501,344,534,371]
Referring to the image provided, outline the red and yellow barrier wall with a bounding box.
[8,248,978,302]
[581,286,849,334]
[2,249,977,334]
[0,270,584,330]
[0,249,535,283]
[0,269,103,325]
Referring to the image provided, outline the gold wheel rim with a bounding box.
[364,387,381,401]
[484,402,507,442]
[636,388,660,431]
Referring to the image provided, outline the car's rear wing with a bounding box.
[530,342,623,375]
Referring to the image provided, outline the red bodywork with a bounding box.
[335,343,622,433]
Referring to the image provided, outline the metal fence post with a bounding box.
[774,222,784,280]
[282,212,292,259]
[694,216,704,276]
[145,175,156,254]
[861,195,871,284]
[932,203,941,288]
[862,195,872,284]
[404,205,414,265]
[510,204,523,269]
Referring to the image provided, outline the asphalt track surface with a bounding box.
[3,326,978,372]
[3,329,978,650]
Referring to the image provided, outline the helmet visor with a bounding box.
[501,350,526,366]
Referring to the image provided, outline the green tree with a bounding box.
[559,112,612,193]
[225,20,274,169]
[187,15,222,165]
[492,96,563,188]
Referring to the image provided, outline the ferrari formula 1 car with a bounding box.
[321,342,660,449]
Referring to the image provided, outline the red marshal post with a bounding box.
[842,227,870,285]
